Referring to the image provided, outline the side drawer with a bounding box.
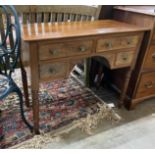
[97,35,139,52]
[39,62,68,80]
[115,51,134,67]
[39,43,67,61]
[39,40,93,61]
[135,72,155,98]
[143,45,155,69]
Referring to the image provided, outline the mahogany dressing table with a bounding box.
[21,20,149,133]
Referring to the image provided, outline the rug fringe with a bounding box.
[11,102,121,149]
[75,103,121,135]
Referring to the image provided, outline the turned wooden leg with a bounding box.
[118,69,133,108]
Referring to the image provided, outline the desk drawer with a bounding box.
[135,72,155,98]
[115,51,134,66]
[143,45,155,69]
[67,40,93,56]
[97,35,139,52]
[39,62,68,80]
[39,40,93,60]
[39,43,67,60]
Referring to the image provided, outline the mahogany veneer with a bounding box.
[113,6,155,109]
[21,19,148,133]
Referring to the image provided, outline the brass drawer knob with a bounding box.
[152,53,155,62]
[127,38,132,45]
[122,56,128,61]
[105,42,112,48]
[48,67,56,74]
[145,81,153,89]
[49,49,58,55]
[79,46,86,52]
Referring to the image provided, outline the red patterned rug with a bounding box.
[0,71,120,149]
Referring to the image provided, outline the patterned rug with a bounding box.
[0,70,120,149]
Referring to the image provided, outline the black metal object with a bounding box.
[0,6,33,132]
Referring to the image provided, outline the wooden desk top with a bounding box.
[22,19,149,42]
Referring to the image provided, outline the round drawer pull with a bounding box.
[48,68,56,74]
[49,49,58,55]
[79,46,86,52]
[127,38,132,45]
[105,42,112,48]
[122,56,128,61]
[145,81,153,89]
[152,53,155,62]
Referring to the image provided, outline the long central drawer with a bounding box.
[39,40,93,61]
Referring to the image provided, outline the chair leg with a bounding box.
[15,88,33,132]
[0,110,4,142]
[20,66,30,108]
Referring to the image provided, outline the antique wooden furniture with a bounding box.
[0,5,33,132]
[14,5,102,87]
[113,6,155,109]
[21,19,148,133]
